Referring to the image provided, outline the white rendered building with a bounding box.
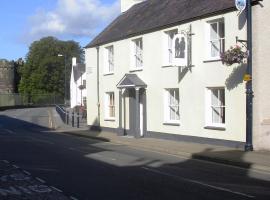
[70,57,87,109]
[85,0,262,147]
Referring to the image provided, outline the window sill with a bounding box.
[130,68,143,72]
[104,118,116,122]
[204,126,226,131]
[203,58,222,63]
[161,64,175,68]
[163,122,180,126]
[103,72,114,76]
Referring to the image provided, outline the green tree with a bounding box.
[19,36,84,102]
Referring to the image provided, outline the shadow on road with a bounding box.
[0,115,270,200]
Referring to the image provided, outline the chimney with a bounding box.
[121,0,145,13]
[72,57,77,67]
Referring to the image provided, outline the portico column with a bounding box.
[135,87,140,138]
[118,89,124,136]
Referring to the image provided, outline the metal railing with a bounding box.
[55,105,86,128]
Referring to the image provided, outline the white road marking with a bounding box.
[50,186,62,193]
[12,165,19,169]
[36,177,46,183]
[141,167,255,198]
[2,129,15,134]
[3,160,9,164]
[70,196,79,200]
[68,147,88,154]
[23,170,31,176]
[27,137,55,145]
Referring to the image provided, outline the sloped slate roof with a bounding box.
[86,0,258,48]
[117,74,147,88]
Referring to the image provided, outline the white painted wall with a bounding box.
[86,11,247,142]
[70,57,87,109]
[253,1,270,150]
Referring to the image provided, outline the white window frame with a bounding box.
[205,87,225,128]
[104,92,115,120]
[104,45,114,74]
[163,29,178,66]
[205,18,225,60]
[164,88,180,124]
[131,38,143,70]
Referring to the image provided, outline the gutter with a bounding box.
[96,46,100,126]
[245,0,254,151]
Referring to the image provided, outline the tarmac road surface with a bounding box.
[1,107,270,200]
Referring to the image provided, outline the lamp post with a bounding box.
[58,54,67,106]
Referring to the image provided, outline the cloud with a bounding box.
[23,0,120,43]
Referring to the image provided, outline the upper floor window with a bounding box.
[205,87,225,127]
[164,88,180,124]
[104,46,114,74]
[131,38,143,69]
[165,29,178,65]
[207,19,225,59]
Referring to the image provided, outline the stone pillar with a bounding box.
[135,87,140,138]
[118,89,124,136]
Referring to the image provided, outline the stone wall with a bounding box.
[0,59,15,94]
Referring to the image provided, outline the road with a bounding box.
[0,107,270,200]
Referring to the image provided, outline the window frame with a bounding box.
[164,88,180,125]
[104,45,114,75]
[104,92,115,120]
[130,38,143,71]
[205,87,226,128]
[205,18,225,60]
[164,29,178,66]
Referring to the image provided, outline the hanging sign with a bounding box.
[235,0,246,12]
[172,33,188,66]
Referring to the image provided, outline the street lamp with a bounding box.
[58,54,67,106]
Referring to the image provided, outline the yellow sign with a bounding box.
[243,74,252,81]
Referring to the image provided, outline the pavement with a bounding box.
[51,107,270,174]
[51,126,270,175]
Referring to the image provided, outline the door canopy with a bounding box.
[117,74,147,89]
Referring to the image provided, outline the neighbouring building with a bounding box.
[70,57,87,109]
[85,0,262,148]
[253,0,270,150]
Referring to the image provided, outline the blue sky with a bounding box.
[0,0,119,61]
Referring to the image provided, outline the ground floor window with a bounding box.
[105,92,115,119]
[164,88,180,123]
[206,87,225,127]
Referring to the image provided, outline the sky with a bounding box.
[0,0,120,61]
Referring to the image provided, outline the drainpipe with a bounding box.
[96,46,100,127]
[245,0,253,151]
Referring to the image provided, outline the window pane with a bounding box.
[219,21,225,38]
[212,107,221,123]
[210,88,225,124]
[211,89,219,106]
[211,40,219,57]
[167,89,179,121]
[210,23,218,40]
[107,92,115,118]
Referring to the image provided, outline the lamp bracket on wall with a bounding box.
[236,36,247,48]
